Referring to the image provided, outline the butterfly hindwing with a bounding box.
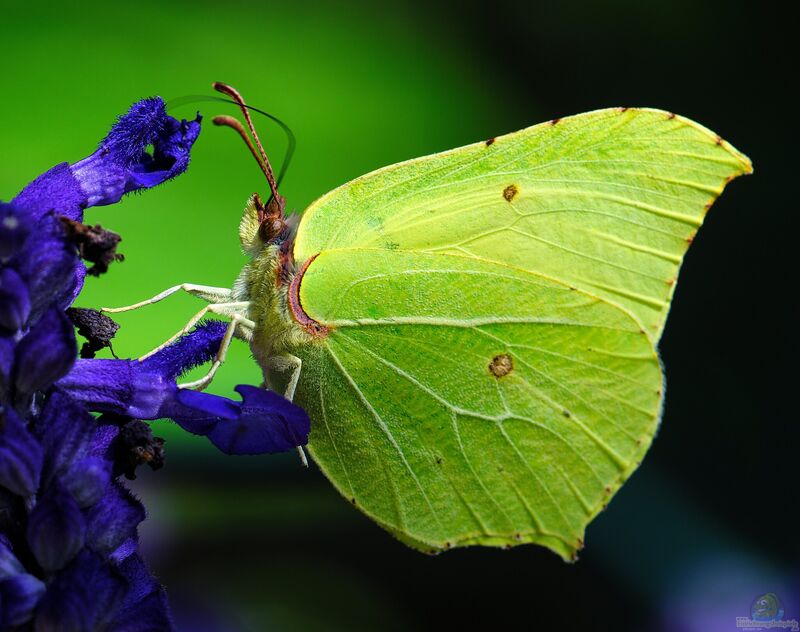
[292,250,661,558]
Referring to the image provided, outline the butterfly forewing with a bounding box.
[294,108,751,342]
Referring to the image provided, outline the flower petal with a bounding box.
[142,319,227,380]
[108,537,138,565]
[13,98,201,220]
[34,550,127,631]
[129,115,202,189]
[70,97,202,208]
[0,202,31,260]
[110,554,175,631]
[11,162,87,222]
[0,572,46,627]
[207,385,311,455]
[32,390,95,483]
[101,97,177,166]
[27,482,86,571]
[0,406,43,497]
[13,307,76,394]
[161,387,240,437]
[58,320,229,418]
[62,456,111,508]
[0,267,31,332]
[57,359,167,419]
[12,214,80,320]
[0,535,24,580]
[56,321,309,457]
[85,480,145,555]
[0,336,13,394]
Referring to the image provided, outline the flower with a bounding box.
[58,320,311,456]
[12,97,202,222]
[0,96,309,628]
[8,97,201,308]
[0,193,176,628]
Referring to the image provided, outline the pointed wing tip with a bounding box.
[738,151,754,175]
[718,137,754,177]
[621,107,753,177]
[668,109,754,176]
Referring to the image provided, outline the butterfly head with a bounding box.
[211,82,290,248]
[253,191,288,243]
[238,190,299,257]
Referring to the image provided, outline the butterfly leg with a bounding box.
[267,353,303,401]
[178,313,255,391]
[138,302,253,361]
[265,353,307,467]
[101,284,233,313]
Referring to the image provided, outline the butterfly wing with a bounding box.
[287,108,750,557]
[294,108,751,342]
[293,249,661,559]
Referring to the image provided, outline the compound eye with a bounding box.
[261,217,286,242]
[271,218,285,236]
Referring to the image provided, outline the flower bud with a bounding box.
[0,572,46,626]
[85,481,145,555]
[0,267,31,331]
[63,456,111,508]
[0,535,24,579]
[27,483,86,571]
[0,202,31,259]
[14,307,76,394]
[0,407,43,497]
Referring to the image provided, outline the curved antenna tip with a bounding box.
[213,82,240,100]
[178,85,295,195]
[212,114,238,126]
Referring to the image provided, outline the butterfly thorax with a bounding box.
[233,195,321,366]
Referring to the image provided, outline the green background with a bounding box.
[1,1,794,630]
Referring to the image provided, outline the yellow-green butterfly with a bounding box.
[106,84,751,560]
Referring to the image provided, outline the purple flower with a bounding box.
[8,99,202,304]
[27,482,87,572]
[0,268,29,331]
[0,95,309,629]
[0,406,43,498]
[58,320,311,455]
[0,202,31,259]
[0,195,175,626]
[12,98,201,222]
[32,550,129,630]
[14,307,76,395]
[2,209,81,327]
[0,536,46,628]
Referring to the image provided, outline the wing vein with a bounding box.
[326,343,444,535]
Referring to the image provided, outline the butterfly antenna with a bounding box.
[213,82,282,206]
[166,94,296,190]
[212,115,272,182]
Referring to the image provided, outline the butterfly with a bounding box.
[106,83,751,560]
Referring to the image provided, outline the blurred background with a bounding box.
[1,0,794,629]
